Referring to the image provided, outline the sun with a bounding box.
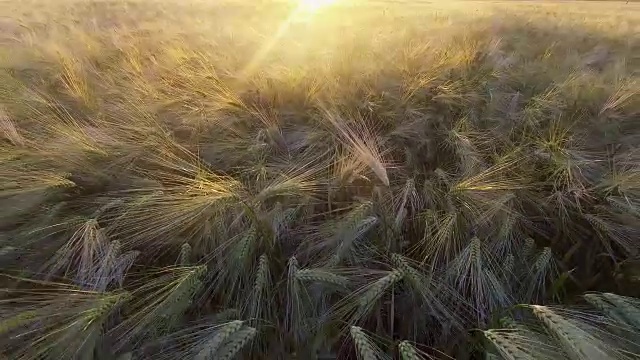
[298,0,338,12]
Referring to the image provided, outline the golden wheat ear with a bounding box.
[0,161,75,198]
[40,216,139,291]
[44,218,107,280]
[0,106,26,146]
[321,109,390,187]
[106,157,244,250]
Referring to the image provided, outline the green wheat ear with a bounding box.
[84,291,131,327]
[0,284,131,359]
[232,226,257,265]
[531,305,609,359]
[390,253,419,285]
[195,320,244,360]
[498,317,518,329]
[116,353,133,360]
[523,246,556,302]
[584,293,630,326]
[216,326,257,360]
[483,330,540,360]
[0,310,38,335]
[120,265,208,344]
[248,253,270,322]
[286,255,309,344]
[295,268,349,288]
[523,238,536,260]
[389,253,458,327]
[350,326,385,360]
[325,201,377,267]
[398,341,421,360]
[602,293,640,329]
[357,269,404,315]
[179,242,192,265]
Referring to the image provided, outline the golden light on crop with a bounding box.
[298,0,338,12]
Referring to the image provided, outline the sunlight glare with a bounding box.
[299,0,338,13]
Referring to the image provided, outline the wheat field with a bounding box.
[0,0,639,359]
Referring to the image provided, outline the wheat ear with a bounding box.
[179,243,192,265]
[358,269,404,310]
[295,268,349,288]
[0,310,38,335]
[216,326,257,360]
[483,330,540,360]
[531,305,609,360]
[350,326,380,360]
[602,293,640,329]
[195,320,244,360]
[398,340,422,360]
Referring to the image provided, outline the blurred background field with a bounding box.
[0,0,639,359]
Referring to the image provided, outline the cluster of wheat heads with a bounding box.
[483,293,640,360]
[1,0,639,359]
